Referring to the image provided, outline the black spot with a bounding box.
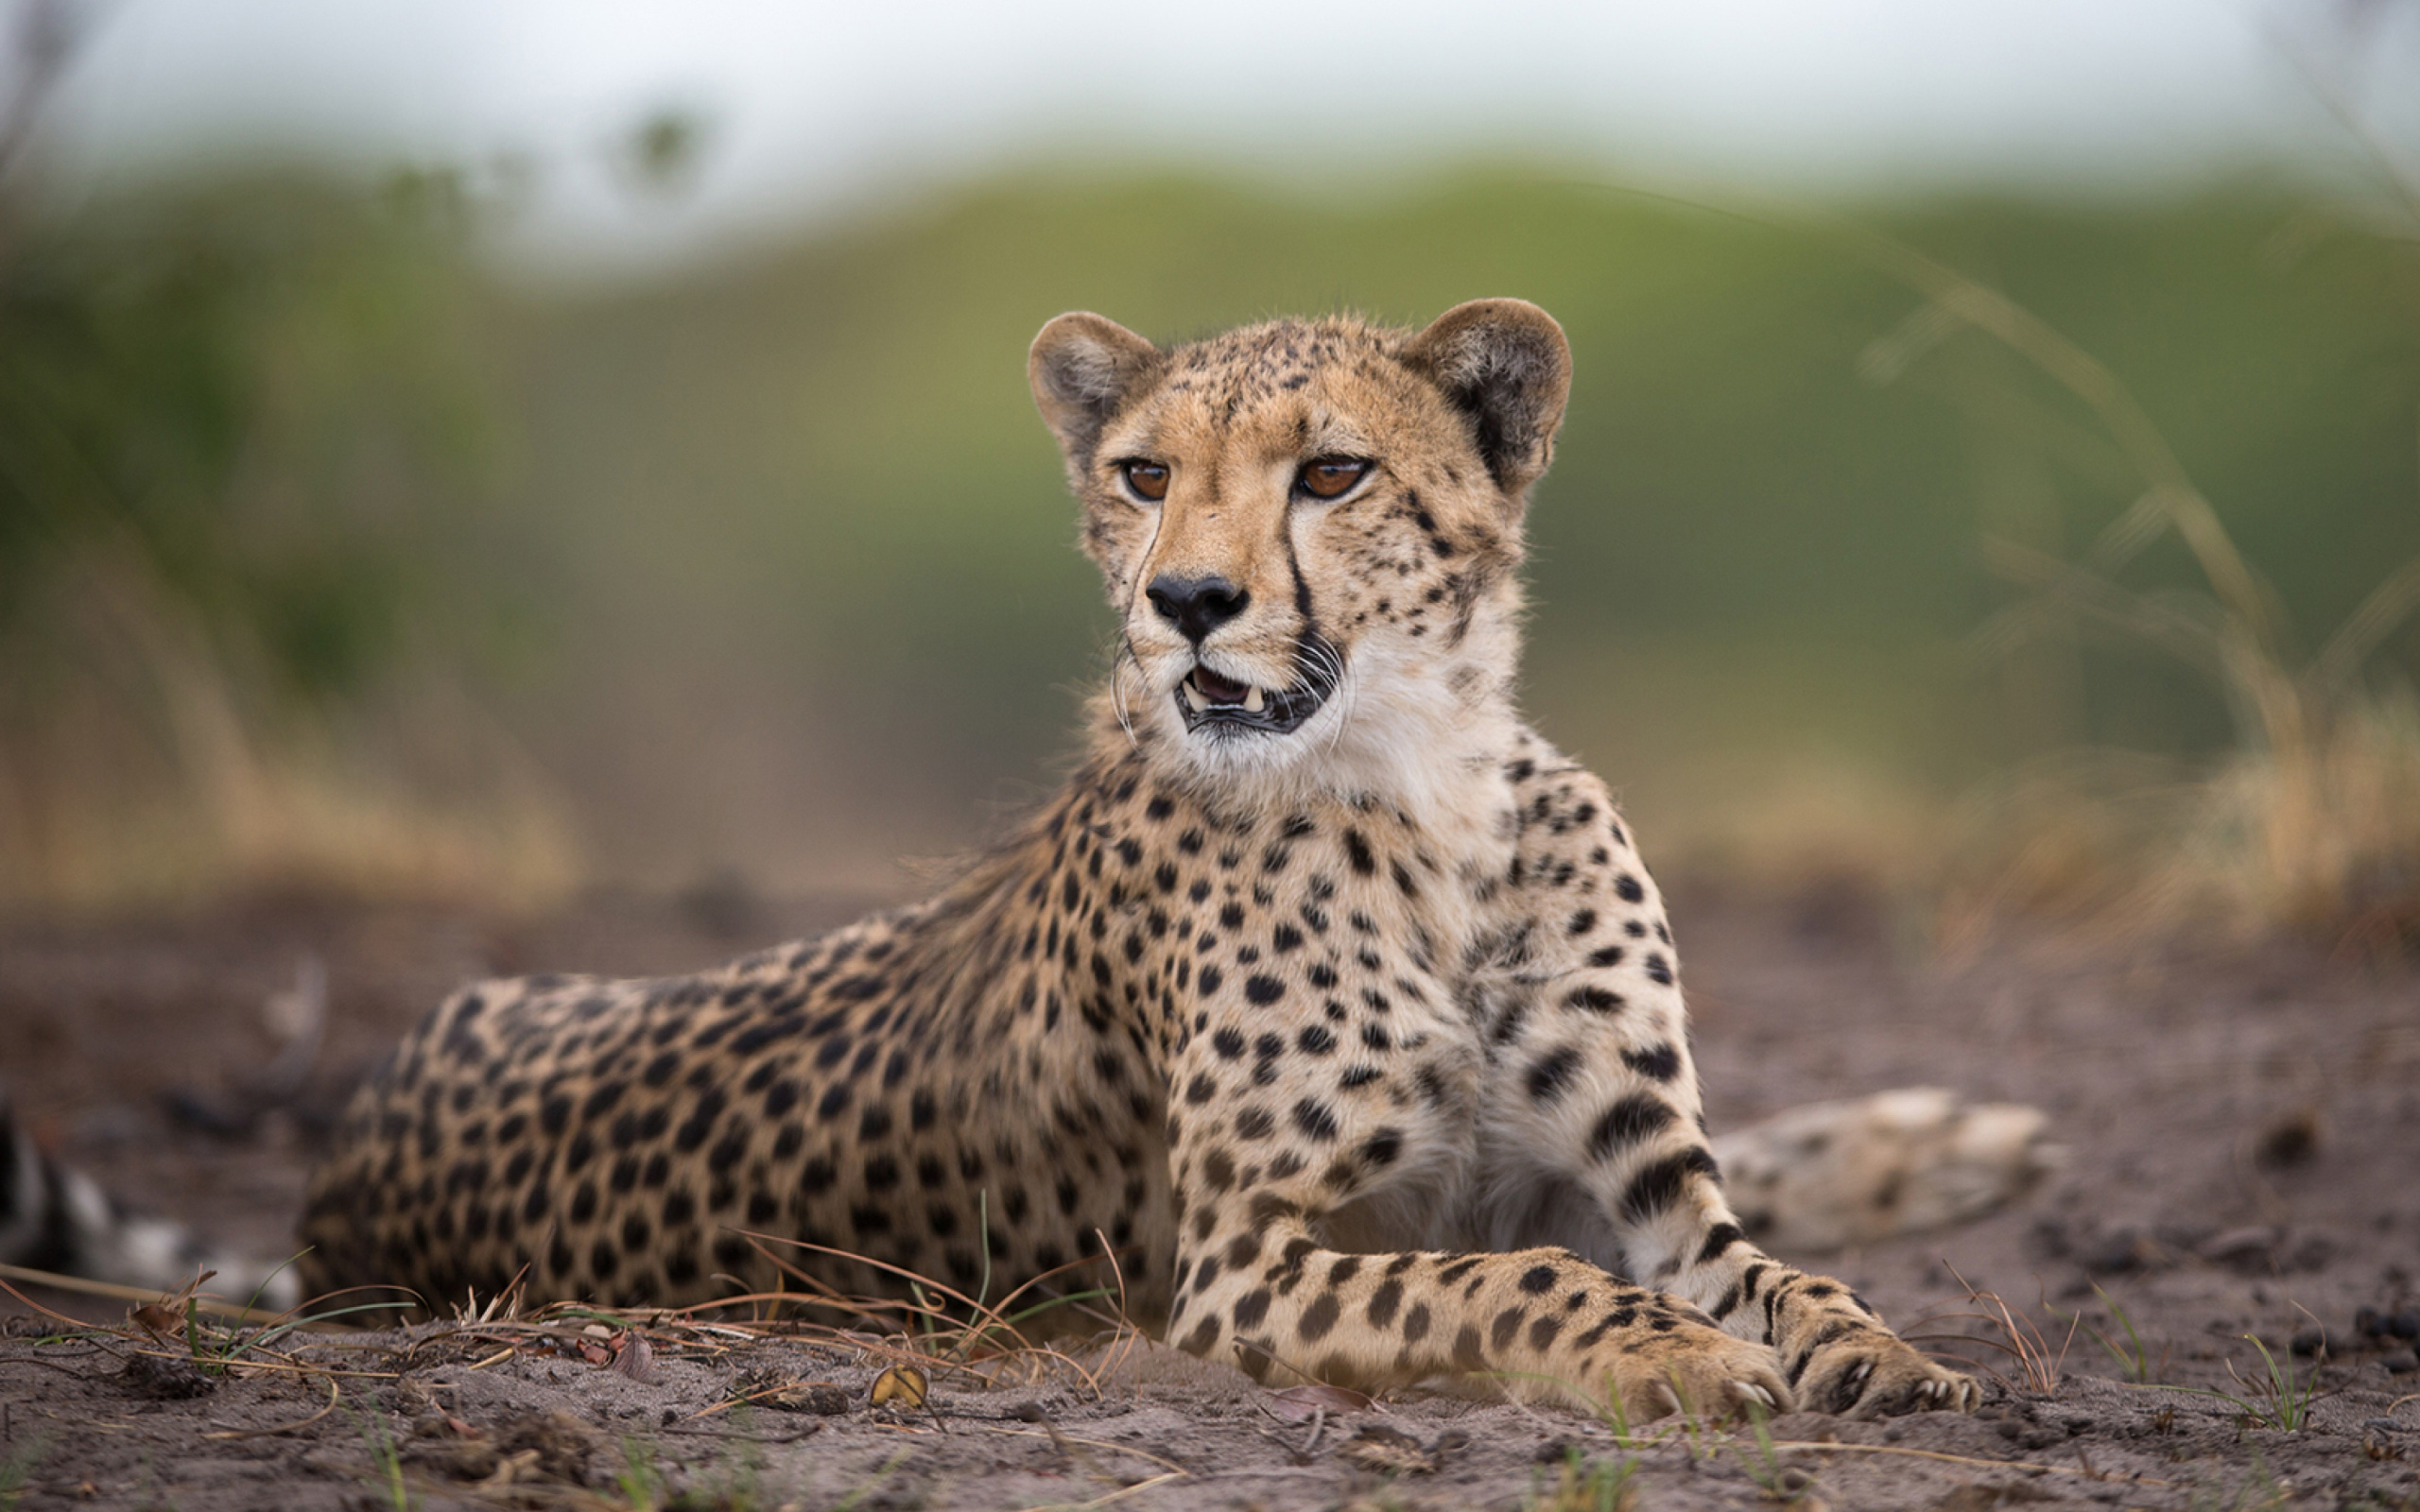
[709,1132,748,1173]
[1212,1027,1247,1059]
[1402,1301,1432,1342]
[1564,986,1623,1014]
[1518,1264,1558,1295]
[1297,1024,1336,1055]
[1244,975,1286,1005]
[1298,1293,1340,1343]
[1567,909,1597,936]
[1622,1043,1681,1081]
[1291,1100,1340,1142]
[1588,1095,1676,1160]
[1586,945,1625,969]
[1697,1223,1746,1264]
[1525,1047,1582,1103]
[1234,1288,1273,1329]
[1363,1279,1404,1330]
[1620,1147,1720,1224]
[1643,953,1673,986]
[1342,830,1375,875]
[1615,874,1644,902]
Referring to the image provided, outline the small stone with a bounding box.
[2251,1107,2320,1167]
[2290,1327,2327,1358]
[2386,1312,2420,1341]
[2382,1350,2418,1375]
[2198,1227,2278,1267]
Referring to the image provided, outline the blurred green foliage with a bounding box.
[0,172,505,700]
[4,164,2415,899]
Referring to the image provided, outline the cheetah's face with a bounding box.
[1029,301,1570,786]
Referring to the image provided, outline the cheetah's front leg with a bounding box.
[1480,756,1979,1418]
[1165,1199,1789,1420]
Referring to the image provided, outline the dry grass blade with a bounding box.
[0,1262,292,1327]
[714,1238,1116,1396]
[1940,1263,2075,1395]
[1835,217,2420,944]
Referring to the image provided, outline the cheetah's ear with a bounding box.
[1401,299,1572,501]
[1029,312,1163,470]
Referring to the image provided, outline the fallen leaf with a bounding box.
[1263,1383,1374,1422]
[870,1364,928,1409]
[129,1303,181,1337]
[577,1341,611,1366]
[609,1334,658,1384]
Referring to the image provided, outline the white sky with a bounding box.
[27,0,2420,267]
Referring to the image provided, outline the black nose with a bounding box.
[1146,574,1250,645]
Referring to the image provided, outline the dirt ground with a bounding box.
[2,882,2417,1511]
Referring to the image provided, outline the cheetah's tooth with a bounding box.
[1184,679,1209,713]
[1243,684,1266,713]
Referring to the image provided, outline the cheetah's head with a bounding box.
[1029,301,1570,798]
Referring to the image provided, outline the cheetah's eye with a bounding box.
[1120,460,1169,502]
[1297,458,1369,500]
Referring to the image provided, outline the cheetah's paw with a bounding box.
[1606,1321,1796,1425]
[1798,1329,1978,1418]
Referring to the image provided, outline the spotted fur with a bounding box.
[297,301,1979,1421]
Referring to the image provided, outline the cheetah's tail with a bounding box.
[0,1084,302,1314]
[1714,1088,2060,1254]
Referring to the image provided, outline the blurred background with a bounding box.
[4,0,2418,945]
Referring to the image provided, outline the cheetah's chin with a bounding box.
[1175,641,1340,738]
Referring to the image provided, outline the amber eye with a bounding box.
[1298,458,1368,499]
[1121,460,1169,501]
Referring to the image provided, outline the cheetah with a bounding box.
[261,302,2039,1418]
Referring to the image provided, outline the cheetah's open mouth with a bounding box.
[1176,637,1340,736]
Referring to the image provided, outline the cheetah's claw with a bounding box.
[1799,1331,1978,1418]
[1607,1321,1796,1424]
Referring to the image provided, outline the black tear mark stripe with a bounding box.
[1284,515,1314,621]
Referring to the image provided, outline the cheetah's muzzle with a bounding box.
[1176,633,1340,736]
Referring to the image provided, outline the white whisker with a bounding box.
[1110,637,1142,750]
